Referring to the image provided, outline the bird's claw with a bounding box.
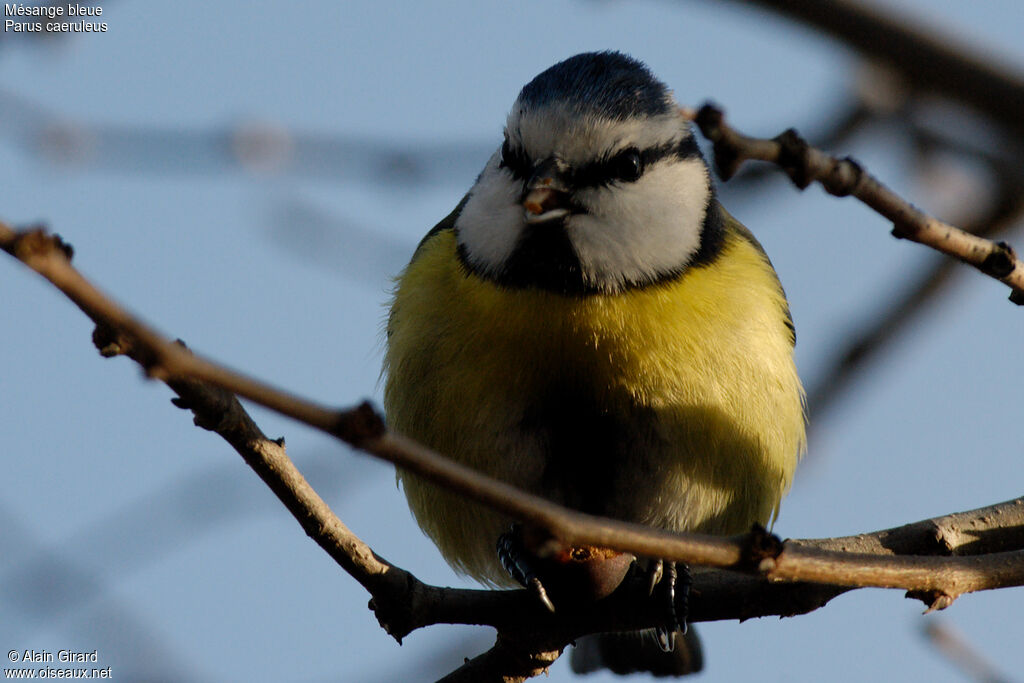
[650,560,691,652]
[498,524,556,613]
[647,558,664,595]
[528,576,556,613]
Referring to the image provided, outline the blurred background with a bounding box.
[2,1,1022,681]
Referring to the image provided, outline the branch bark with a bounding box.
[688,104,1024,304]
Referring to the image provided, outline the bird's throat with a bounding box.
[495,221,588,294]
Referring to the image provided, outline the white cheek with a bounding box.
[569,157,710,290]
[455,154,524,275]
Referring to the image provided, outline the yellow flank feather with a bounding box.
[384,224,805,586]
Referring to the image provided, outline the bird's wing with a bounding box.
[411,193,470,262]
[719,203,796,347]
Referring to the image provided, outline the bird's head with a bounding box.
[455,51,719,295]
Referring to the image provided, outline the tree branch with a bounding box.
[688,104,1024,304]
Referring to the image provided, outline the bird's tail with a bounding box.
[570,627,703,677]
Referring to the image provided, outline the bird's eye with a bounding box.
[610,148,643,182]
[500,138,529,179]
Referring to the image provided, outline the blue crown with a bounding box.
[517,51,672,121]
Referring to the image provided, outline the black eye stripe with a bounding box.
[499,138,531,180]
[571,137,700,188]
[498,135,701,187]
[673,134,702,162]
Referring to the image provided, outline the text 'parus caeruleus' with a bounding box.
[384,51,805,677]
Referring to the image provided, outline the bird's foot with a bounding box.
[647,560,691,652]
[497,524,556,612]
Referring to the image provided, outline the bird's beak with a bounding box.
[523,158,571,224]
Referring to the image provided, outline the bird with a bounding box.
[383,51,805,676]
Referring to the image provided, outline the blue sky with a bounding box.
[2,1,1022,681]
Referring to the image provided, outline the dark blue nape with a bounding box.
[517,52,672,121]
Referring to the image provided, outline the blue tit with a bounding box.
[383,51,805,676]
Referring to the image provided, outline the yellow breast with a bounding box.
[384,226,804,584]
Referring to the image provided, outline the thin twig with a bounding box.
[923,621,1014,683]
[687,104,1024,304]
[807,180,1024,421]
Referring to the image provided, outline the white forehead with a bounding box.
[506,99,689,164]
